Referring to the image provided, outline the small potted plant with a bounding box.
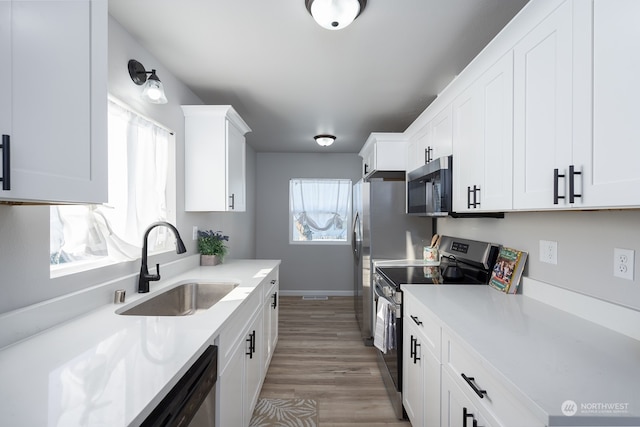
[197,230,229,266]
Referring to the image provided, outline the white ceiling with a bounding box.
[108,0,529,153]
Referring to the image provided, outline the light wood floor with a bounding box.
[258,296,410,426]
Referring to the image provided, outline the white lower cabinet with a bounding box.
[403,318,440,427]
[403,291,441,427]
[219,268,279,427]
[442,330,543,427]
[262,276,279,372]
[219,307,263,427]
[441,369,496,427]
[403,288,544,427]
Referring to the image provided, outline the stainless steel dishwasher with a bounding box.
[141,345,217,427]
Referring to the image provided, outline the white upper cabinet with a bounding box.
[453,52,513,213]
[512,0,592,210]
[359,132,407,179]
[182,105,251,212]
[0,0,107,204]
[575,0,640,208]
[406,103,453,175]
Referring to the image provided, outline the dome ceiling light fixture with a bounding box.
[305,0,367,31]
[314,134,336,147]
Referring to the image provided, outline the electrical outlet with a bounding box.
[539,240,558,265]
[192,226,198,241]
[613,248,634,280]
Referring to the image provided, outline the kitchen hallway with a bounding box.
[255,296,409,426]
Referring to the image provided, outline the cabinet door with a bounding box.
[578,0,640,207]
[453,82,483,212]
[513,1,574,210]
[219,339,245,427]
[262,283,278,372]
[403,321,424,426]
[454,52,513,213]
[412,123,431,169]
[0,0,107,203]
[244,313,263,424]
[431,104,453,160]
[227,120,246,211]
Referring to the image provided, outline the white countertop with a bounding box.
[403,285,640,425]
[0,259,280,427]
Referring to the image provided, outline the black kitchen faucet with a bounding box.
[138,221,187,293]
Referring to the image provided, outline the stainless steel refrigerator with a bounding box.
[352,179,432,344]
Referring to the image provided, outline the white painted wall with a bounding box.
[255,152,362,295]
[437,210,640,310]
[0,17,256,315]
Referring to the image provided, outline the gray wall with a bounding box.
[255,153,362,294]
[438,210,640,310]
[0,17,256,314]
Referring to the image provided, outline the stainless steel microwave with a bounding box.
[406,155,452,216]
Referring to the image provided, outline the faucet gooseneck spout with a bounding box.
[138,221,187,293]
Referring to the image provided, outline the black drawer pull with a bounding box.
[410,315,422,326]
[272,292,278,309]
[461,373,487,398]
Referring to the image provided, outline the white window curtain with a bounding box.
[289,179,352,243]
[50,100,172,266]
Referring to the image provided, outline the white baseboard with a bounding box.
[522,277,640,341]
[279,290,354,297]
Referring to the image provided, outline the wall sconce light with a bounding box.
[305,0,367,30]
[315,134,336,147]
[128,59,168,104]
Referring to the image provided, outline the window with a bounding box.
[49,98,176,275]
[289,179,352,244]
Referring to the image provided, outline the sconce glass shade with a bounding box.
[128,60,168,104]
[141,71,168,104]
[315,134,336,146]
[306,0,366,30]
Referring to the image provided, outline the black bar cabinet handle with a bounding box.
[473,185,480,208]
[364,163,369,175]
[553,168,565,204]
[272,292,278,309]
[1,134,9,191]
[410,315,422,326]
[467,186,472,208]
[413,340,421,363]
[461,373,487,398]
[410,335,415,359]
[229,193,235,209]
[569,164,582,204]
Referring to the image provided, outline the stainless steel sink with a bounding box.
[119,282,238,316]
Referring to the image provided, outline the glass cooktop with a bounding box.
[376,265,488,288]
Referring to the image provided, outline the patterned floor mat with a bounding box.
[249,398,318,427]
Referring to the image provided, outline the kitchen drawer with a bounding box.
[219,288,261,369]
[442,329,544,427]
[404,290,441,361]
[262,269,279,299]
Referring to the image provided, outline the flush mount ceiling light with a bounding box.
[315,134,336,147]
[305,0,367,30]
[128,59,168,104]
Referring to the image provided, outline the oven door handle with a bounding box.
[373,283,400,309]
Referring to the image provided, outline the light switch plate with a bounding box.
[539,240,558,265]
[613,248,634,280]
